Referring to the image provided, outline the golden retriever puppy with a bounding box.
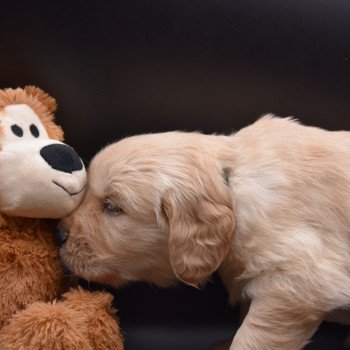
[59,116,350,350]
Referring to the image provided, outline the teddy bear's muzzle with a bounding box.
[40,143,83,174]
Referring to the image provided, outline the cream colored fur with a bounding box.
[61,116,350,350]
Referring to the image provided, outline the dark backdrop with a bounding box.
[1,1,349,349]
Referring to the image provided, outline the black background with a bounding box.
[1,1,349,349]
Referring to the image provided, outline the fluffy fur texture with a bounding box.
[61,116,350,350]
[0,216,64,328]
[0,287,123,350]
[0,87,123,349]
[0,86,63,140]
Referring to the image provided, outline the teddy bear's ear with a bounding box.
[24,86,57,114]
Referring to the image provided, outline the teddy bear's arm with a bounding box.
[0,237,64,328]
[0,300,94,350]
[0,287,124,350]
[61,287,124,350]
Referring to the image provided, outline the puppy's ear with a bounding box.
[161,170,235,287]
[24,86,57,113]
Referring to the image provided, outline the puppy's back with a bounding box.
[230,116,350,306]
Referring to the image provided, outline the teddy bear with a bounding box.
[0,86,124,349]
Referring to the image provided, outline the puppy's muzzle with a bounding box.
[55,226,69,247]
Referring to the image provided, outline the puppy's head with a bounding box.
[59,132,235,287]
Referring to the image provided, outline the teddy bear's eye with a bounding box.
[11,124,23,137]
[30,124,40,138]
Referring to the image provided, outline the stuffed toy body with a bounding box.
[0,87,123,349]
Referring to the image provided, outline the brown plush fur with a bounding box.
[62,287,124,350]
[0,301,93,350]
[0,86,64,141]
[0,216,65,328]
[0,287,124,350]
[0,87,123,349]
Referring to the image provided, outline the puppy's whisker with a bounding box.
[147,282,157,292]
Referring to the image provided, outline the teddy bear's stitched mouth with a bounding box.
[52,181,85,196]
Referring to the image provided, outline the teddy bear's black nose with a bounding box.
[55,226,69,247]
[40,143,83,174]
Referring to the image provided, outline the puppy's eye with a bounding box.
[104,200,123,214]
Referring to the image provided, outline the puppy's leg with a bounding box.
[230,295,324,350]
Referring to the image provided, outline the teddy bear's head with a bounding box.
[0,86,86,219]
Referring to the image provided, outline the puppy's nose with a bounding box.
[40,144,83,174]
[55,226,69,247]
